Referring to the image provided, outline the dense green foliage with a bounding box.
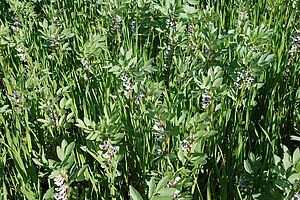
[0,0,300,199]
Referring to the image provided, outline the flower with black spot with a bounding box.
[154,144,163,156]
[166,18,174,27]
[16,47,27,63]
[187,24,193,34]
[131,19,136,33]
[168,176,181,187]
[180,139,190,152]
[201,91,211,109]
[172,190,180,200]
[54,173,68,200]
[153,121,164,133]
[112,15,122,32]
[120,74,133,95]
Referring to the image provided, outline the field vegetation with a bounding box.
[0,0,300,199]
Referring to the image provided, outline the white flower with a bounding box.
[16,47,27,63]
[110,145,119,153]
[166,45,173,55]
[139,91,145,99]
[290,191,300,200]
[112,15,122,31]
[234,82,242,89]
[180,140,190,152]
[172,190,180,199]
[166,18,174,27]
[131,20,136,33]
[100,141,119,162]
[153,121,164,132]
[154,133,165,142]
[187,24,193,33]
[168,176,181,187]
[154,145,162,156]
[99,141,110,150]
[53,174,68,200]
[120,74,133,95]
[54,175,64,187]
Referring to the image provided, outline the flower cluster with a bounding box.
[134,91,145,106]
[154,144,163,156]
[11,16,20,33]
[165,44,173,56]
[153,120,164,132]
[54,173,68,200]
[153,120,165,142]
[120,74,133,96]
[47,108,58,129]
[164,44,174,66]
[100,141,119,163]
[166,17,174,28]
[12,90,20,103]
[180,139,191,152]
[201,91,211,109]
[154,133,165,142]
[16,47,27,63]
[234,70,254,89]
[238,176,252,192]
[131,19,136,33]
[112,15,122,32]
[290,191,300,200]
[187,24,193,34]
[289,30,300,59]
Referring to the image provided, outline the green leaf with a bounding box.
[137,0,144,7]
[60,97,67,109]
[274,155,281,165]
[283,152,292,171]
[109,65,121,73]
[187,0,198,5]
[244,160,252,174]
[57,146,65,162]
[293,148,300,165]
[212,78,222,87]
[126,49,132,60]
[65,142,75,157]
[156,188,177,196]
[37,119,49,124]
[177,147,185,163]
[76,165,89,181]
[32,158,44,167]
[274,179,290,191]
[155,176,171,193]
[152,196,172,200]
[183,5,197,14]
[129,185,143,200]
[58,115,65,127]
[0,105,9,113]
[65,98,73,109]
[288,173,300,184]
[43,187,54,200]
[76,118,86,128]
[66,112,74,121]
[147,177,156,199]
